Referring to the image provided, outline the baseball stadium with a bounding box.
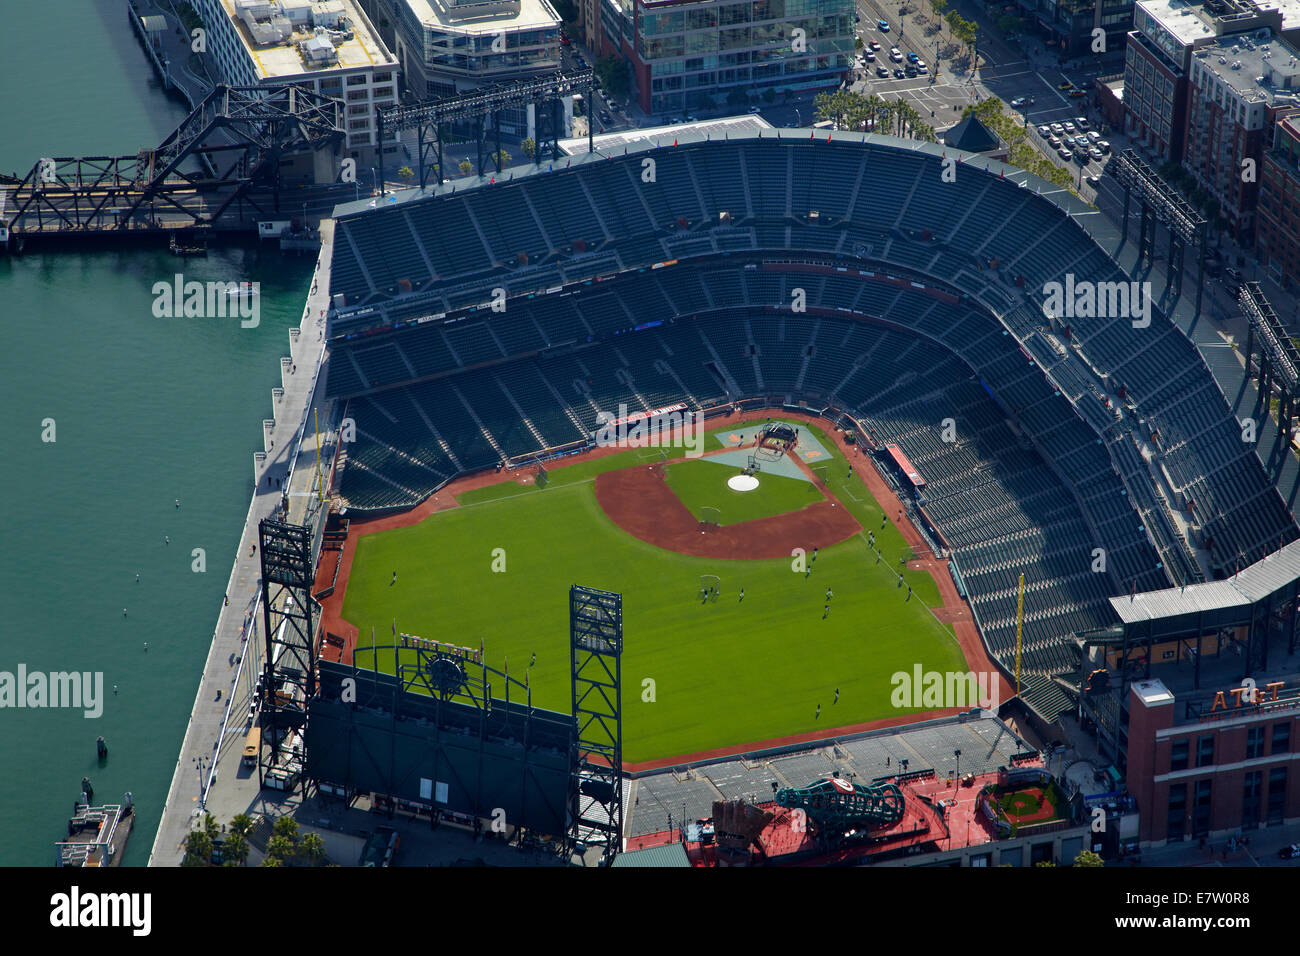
[253,128,1300,865]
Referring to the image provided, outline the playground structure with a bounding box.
[776,776,906,846]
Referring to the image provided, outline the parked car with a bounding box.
[748,106,762,114]
[894,68,906,78]
[1086,175,1101,186]
[865,51,877,62]
[916,63,927,73]
[1058,147,1073,160]
[1069,89,1087,97]
[890,51,904,62]
[1087,130,1102,143]
[1011,96,1034,107]
[907,51,919,62]
[1058,80,1075,90]
[1048,136,1061,148]
[1089,148,1104,161]
[1097,140,1111,153]
[1050,122,1064,135]
[905,65,917,76]
[1037,125,1051,137]
[1063,121,1076,133]
[877,66,890,77]
[1075,116,1090,129]
[1279,844,1300,859]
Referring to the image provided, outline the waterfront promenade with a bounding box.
[149,221,336,865]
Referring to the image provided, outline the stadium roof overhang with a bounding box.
[1108,537,1300,630]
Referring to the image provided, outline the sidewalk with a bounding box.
[148,221,337,865]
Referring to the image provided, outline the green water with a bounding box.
[0,1,311,865]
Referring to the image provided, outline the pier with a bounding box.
[149,220,339,866]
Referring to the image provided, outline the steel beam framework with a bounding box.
[8,84,343,235]
[1240,281,1299,440]
[258,516,318,798]
[568,584,623,865]
[1113,149,1208,313]
[377,70,597,192]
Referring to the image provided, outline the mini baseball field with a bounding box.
[340,420,968,765]
[991,782,1067,834]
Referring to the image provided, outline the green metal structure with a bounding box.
[776,777,905,840]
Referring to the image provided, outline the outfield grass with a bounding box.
[663,457,823,525]
[343,418,964,763]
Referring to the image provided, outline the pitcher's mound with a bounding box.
[727,474,760,492]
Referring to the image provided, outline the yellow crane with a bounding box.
[1015,572,1025,697]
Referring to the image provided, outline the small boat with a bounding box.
[169,234,207,256]
[225,283,260,297]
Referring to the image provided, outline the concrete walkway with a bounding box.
[149,222,336,865]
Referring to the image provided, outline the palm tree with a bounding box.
[458,159,473,176]
[228,813,254,839]
[398,166,414,185]
[261,855,282,867]
[181,831,212,867]
[272,815,299,846]
[300,832,327,866]
[521,137,537,161]
[224,832,250,866]
[266,835,295,862]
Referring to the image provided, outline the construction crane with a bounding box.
[1015,571,1025,697]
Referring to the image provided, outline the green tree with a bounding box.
[398,165,414,185]
[595,55,631,98]
[1073,850,1105,867]
[261,854,282,867]
[458,159,473,176]
[521,137,537,161]
[300,832,327,866]
[228,813,255,839]
[1034,860,1057,867]
[272,816,299,844]
[491,149,512,170]
[181,831,213,867]
[224,832,250,866]
[266,835,295,862]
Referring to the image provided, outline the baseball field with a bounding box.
[339,419,969,764]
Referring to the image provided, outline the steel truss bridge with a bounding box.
[2,85,345,242]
